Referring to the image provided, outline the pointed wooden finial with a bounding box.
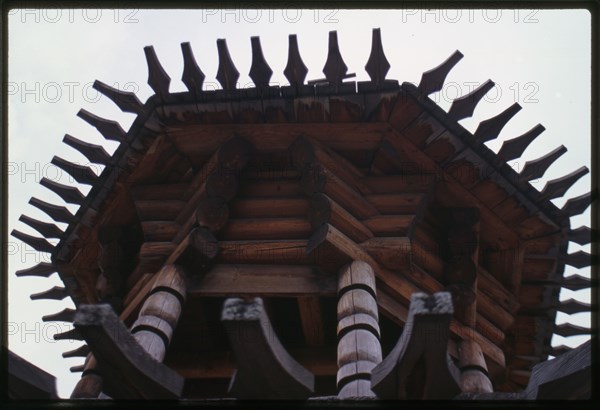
[561,274,594,291]
[70,364,86,373]
[40,177,85,205]
[563,250,594,269]
[561,191,592,217]
[519,145,567,182]
[51,156,98,185]
[447,80,495,121]
[556,298,593,315]
[474,103,522,143]
[284,34,308,87]
[181,42,205,96]
[77,109,127,142]
[143,45,171,98]
[496,124,545,161]
[365,28,390,88]
[554,322,591,337]
[15,262,56,278]
[63,134,111,165]
[53,328,84,341]
[418,50,464,95]
[540,166,588,199]
[62,344,90,358]
[43,308,76,323]
[323,31,348,86]
[568,226,593,246]
[216,39,240,91]
[11,230,54,253]
[19,215,63,239]
[249,36,273,91]
[92,80,145,115]
[550,345,572,357]
[29,197,75,224]
[31,286,68,301]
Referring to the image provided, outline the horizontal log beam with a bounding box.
[220,218,312,240]
[188,264,336,297]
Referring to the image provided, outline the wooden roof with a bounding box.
[12,29,593,397]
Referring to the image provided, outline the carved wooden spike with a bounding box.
[418,50,464,95]
[30,286,68,301]
[216,39,240,91]
[51,156,98,185]
[77,109,127,143]
[323,31,348,86]
[550,345,572,357]
[249,36,273,91]
[53,328,84,341]
[563,250,594,269]
[19,215,63,239]
[496,124,545,161]
[364,28,390,87]
[181,42,205,95]
[371,292,461,399]
[15,262,55,278]
[11,230,54,253]
[540,166,589,199]
[70,364,85,373]
[447,80,495,121]
[43,308,76,323]
[40,177,85,205]
[562,192,592,217]
[568,226,592,246]
[561,274,593,291]
[62,344,90,358]
[92,80,145,115]
[555,323,591,337]
[474,103,522,143]
[221,297,314,399]
[557,298,592,315]
[74,304,184,399]
[63,134,111,165]
[143,45,171,97]
[29,197,75,224]
[519,145,567,182]
[284,34,308,87]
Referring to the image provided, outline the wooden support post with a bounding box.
[458,340,493,393]
[336,261,381,398]
[221,297,314,399]
[371,292,461,399]
[130,264,187,362]
[72,265,187,399]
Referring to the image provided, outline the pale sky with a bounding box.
[6,8,592,398]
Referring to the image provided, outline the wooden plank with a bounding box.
[230,197,310,218]
[166,122,387,155]
[363,215,415,236]
[298,296,325,347]
[365,193,425,214]
[221,297,314,399]
[220,218,312,240]
[360,237,411,271]
[417,50,464,95]
[188,264,336,297]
